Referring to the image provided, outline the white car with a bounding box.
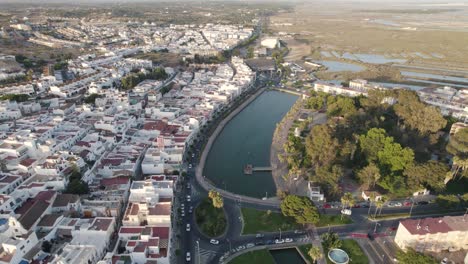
[186,252,191,262]
[341,209,352,215]
[188,164,192,169]
[285,238,293,243]
[186,224,191,232]
[210,239,219,245]
[186,195,191,202]
[246,243,255,248]
[236,245,245,251]
[275,239,285,244]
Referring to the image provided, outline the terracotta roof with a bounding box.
[152,227,169,239]
[52,194,79,207]
[20,158,36,167]
[119,226,144,234]
[100,176,131,186]
[400,217,452,235]
[90,218,113,231]
[148,203,171,216]
[37,214,61,227]
[17,200,49,230]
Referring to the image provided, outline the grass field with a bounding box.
[195,198,227,237]
[228,249,276,264]
[241,207,300,235]
[340,239,369,264]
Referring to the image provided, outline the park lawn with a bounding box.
[228,249,276,264]
[298,244,314,263]
[195,199,227,237]
[241,207,301,234]
[340,239,369,264]
[316,215,353,227]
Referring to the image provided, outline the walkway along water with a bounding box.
[195,87,284,206]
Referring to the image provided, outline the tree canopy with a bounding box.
[280,195,319,224]
[208,190,224,208]
[394,90,446,135]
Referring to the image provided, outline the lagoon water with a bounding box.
[203,90,298,198]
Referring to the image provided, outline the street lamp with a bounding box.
[279,228,282,240]
[196,240,200,264]
[409,198,415,217]
[374,222,381,234]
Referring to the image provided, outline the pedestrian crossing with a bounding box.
[197,248,217,263]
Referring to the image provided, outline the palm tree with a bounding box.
[341,192,354,209]
[308,246,323,264]
[340,192,355,220]
[374,199,384,219]
[378,196,387,216]
[367,192,376,217]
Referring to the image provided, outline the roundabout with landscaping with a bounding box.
[194,197,227,238]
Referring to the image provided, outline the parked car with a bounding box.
[417,201,429,205]
[236,245,245,251]
[186,252,191,262]
[246,243,255,248]
[275,239,285,244]
[255,233,264,238]
[186,224,191,232]
[367,233,374,241]
[285,238,293,243]
[266,240,274,245]
[294,230,305,234]
[403,201,412,207]
[255,241,265,246]
[323,203,331,209]
[210,239,219,245]
[341,209,352,215]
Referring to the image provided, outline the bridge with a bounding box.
[244,164,273,174]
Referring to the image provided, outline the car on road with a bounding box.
[186,252,191,262]
[246,243,255,248]
[352,204,361,208]
[285,238,293,243]
[255,241,265,246]
[188,206,193,214]
[403,201,412,207]
[266,240,274,245]
[367,233,374,241]
[210,239,219,245]
[275,239,285,244]
[255,233,264,238]
[186,224,191,232]
[181,211,185,217]
[236,245,245,251]
[186,195,191,202]
[188,164,192,169]
[294,230,305,234]
[388,201,402,207]
[341,209,352,215]
[417,201,429,205]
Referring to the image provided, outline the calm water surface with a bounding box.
[203,90,298,198]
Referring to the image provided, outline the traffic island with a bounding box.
[195,198,227,237]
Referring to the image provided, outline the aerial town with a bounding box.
[0,1,467,264]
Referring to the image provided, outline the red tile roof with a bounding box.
[100,176,131,186]
[400,217,452,235]
[152,227,169,239]
[120,226,144,234]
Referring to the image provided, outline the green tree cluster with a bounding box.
[321,232,342,250]
[84,93,104,105]
[0,94,29,102]
[280,195,319,224]
[65,165,89,195]
[120,67,167,90]
[447,127,468,180]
